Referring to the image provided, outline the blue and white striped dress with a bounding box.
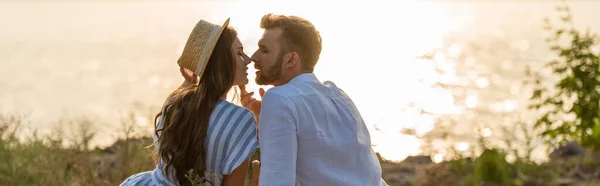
[120,100,259,186]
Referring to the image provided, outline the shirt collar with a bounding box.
[288,73,319,85]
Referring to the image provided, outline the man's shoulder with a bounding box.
[267,80,349,98]
[263,84,297,98]
[320,80,353,99]
[323,80,343,92]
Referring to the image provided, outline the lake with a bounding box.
[1,0,599,162]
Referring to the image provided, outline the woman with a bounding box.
[120,18,257,186]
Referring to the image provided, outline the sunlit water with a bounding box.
[1,1,600,162]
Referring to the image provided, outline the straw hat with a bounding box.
[177,18,230,80]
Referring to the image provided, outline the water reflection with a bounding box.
[1,1,600,162]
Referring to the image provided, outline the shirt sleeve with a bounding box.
[220,108,259,175]
[258,92,298,186]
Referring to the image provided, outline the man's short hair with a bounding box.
[260,14,323,72]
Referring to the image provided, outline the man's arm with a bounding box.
[258,92,297,186]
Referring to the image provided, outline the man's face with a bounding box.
[251,28,285,86]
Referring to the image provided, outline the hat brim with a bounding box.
[177,18,231,79]
[193,18,230,77]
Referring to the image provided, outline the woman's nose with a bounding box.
[244,54,251,64]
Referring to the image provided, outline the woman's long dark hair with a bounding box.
[153,27,238,186]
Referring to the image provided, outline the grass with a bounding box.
[0,113,155,186]
[0,111,261,186]
[2,110,600,186]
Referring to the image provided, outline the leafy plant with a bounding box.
[528,0,600,150]
[471,149,513,185]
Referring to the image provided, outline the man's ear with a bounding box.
[284,52,300,69]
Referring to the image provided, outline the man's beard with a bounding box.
[256,53,284,85]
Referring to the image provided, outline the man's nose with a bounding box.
[250,51,258,63]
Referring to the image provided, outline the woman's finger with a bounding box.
[239,85,248,95]
[243,98,256,106]
[242,92,255,98]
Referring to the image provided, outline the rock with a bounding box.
[414,162,462,186]
[523,181,546,186]
[404,156,432,165]
[554,178,576,185]
[549,141,586,159]
[479,183,505,186]
[103,146,115,154]
[380,156,435,186]
[381,162,419,186]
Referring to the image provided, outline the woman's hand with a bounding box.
[179,66,199,88]
[240,85,265,118]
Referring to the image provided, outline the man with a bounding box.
[241,14,388,186]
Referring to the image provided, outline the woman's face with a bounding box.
[232,37,250,86]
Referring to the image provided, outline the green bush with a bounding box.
[471,149,513,185]
[528,0,600,151]
[0,113,155,186]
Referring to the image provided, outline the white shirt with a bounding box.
[258,73,388,186]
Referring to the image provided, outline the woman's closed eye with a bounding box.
[239,52,249,60]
